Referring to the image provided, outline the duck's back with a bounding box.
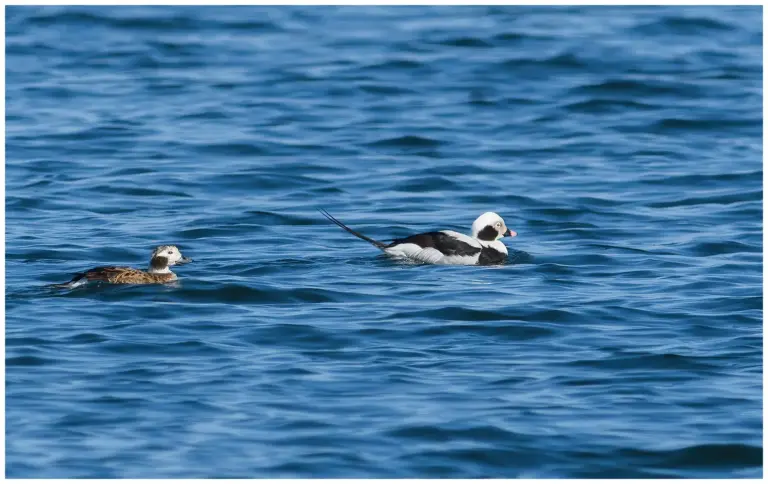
[78,266,174,284]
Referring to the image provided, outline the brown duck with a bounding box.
[54,245,192,288]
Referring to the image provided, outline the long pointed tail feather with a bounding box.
[318,209,388,250]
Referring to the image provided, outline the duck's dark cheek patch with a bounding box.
[477,225,498,241]
[150,256,169,270]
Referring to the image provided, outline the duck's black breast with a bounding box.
[388,232,482,257]
[478,246,508,265]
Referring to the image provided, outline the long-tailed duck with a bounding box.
[53,245,192,288]
[319,209,517,265]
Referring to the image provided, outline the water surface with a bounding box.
[6,6,762,478]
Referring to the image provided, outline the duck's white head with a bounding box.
[149,245,192,273]
[471,212,517,242]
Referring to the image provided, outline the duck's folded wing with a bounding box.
[386,231,482,262]
[438,231,482,251]
[79,266,143,283]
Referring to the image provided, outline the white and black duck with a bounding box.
[319,209,517,265]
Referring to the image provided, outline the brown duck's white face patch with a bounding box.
[150,245,190,272]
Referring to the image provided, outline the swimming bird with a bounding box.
[319,209,517,265]
[53,245,192,288]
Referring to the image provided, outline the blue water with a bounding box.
[5,5,762,478]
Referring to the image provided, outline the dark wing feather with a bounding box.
[389,232,481,257]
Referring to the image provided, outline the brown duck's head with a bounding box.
[149,245,192,272]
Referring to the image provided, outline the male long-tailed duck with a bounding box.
[319,209,517,265]
[53,245,192,288]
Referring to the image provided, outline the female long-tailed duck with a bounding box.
[53,245,192,288]
[319,209,517,265]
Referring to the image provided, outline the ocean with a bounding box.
[5,5,762,478]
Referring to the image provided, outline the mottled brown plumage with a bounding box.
[53,245,191,288]
[76,266,177,284]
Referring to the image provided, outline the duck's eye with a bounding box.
[495,222,501,228]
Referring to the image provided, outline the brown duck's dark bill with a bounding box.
[504,229,517,237]
[177,256,193,265]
